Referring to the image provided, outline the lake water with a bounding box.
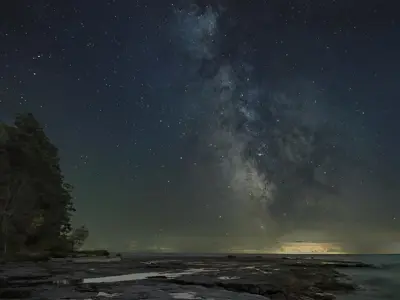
[317,254,400,300]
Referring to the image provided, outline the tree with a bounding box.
[0,113,78,255]
[69,225,89,250]
[0,123,36,254]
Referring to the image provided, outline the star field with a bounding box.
[1,0,399,252]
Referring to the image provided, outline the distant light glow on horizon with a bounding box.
[277,242,344,254]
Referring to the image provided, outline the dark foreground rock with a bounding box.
[0,287,32,299]
[0,254,375,300]
[0,249,111,264]
[164,265,355,299]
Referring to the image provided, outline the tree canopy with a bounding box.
[0,113,83,255]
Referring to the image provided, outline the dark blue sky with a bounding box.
[1,0,399,252]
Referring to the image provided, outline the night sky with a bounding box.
[1,0,399,253]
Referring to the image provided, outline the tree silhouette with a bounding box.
[0,113,79,255]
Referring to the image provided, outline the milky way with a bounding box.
[1,0,398,253]
[172,1,399,252]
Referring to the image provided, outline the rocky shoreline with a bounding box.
[0,255,377,300]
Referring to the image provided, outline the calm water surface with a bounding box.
[318,254,400,300]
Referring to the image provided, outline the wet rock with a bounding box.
[147,275,168,279]
[69,278,84,285]
[323,261,375,269]
[7,278,54,287]
[170,277,283,298]
[0,271,52,289]
[75,283,98,293]
[314,292,335,299]
[284,260,376,269]
[0,277,7,288]
[6,252,51,262]
[137,291,150,299]
[0,288,32,299]
[54,278,83,286]
[0,254,368,300]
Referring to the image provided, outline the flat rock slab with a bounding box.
[37,283,271,300]
[0,255,375,300]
